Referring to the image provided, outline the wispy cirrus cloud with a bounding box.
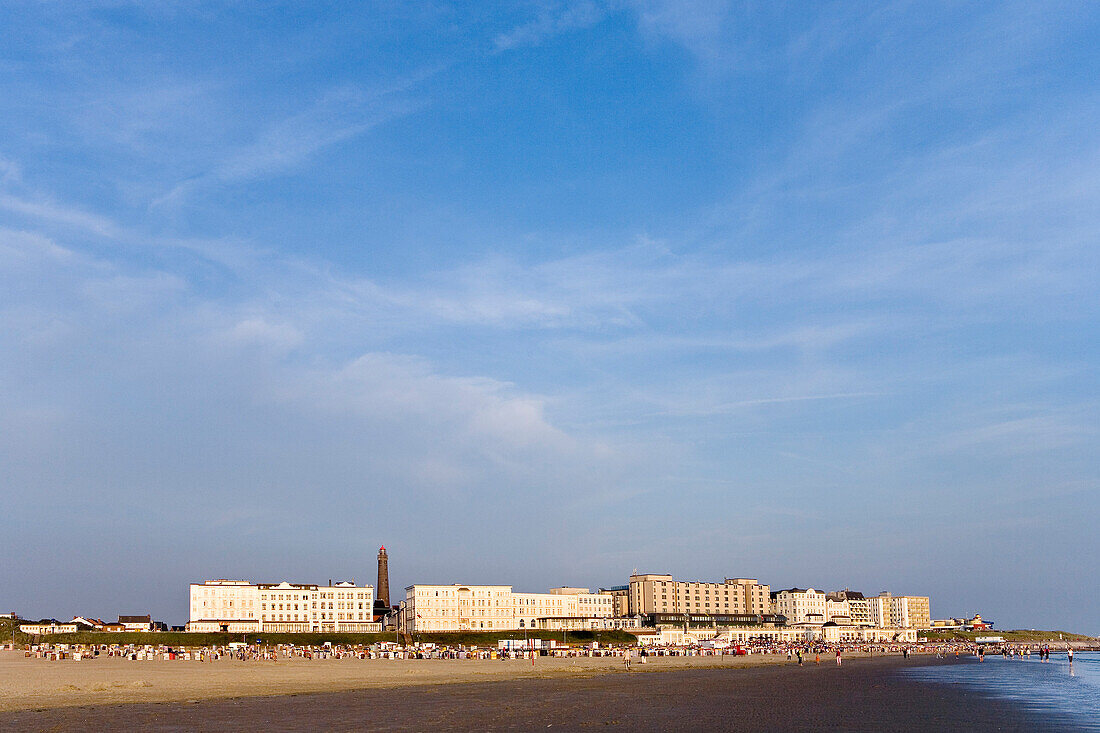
[0,156,21,184]
[628,0,736,62]
[931,409,1096,457]
[152,85,426,208]
[0,193,122,238]
[493,1,607,51]
[659,391,886,418]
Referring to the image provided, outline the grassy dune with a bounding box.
[0,618,25,645]
[919,629,1096,643]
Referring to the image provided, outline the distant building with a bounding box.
[628,574,772,617]
[187,579,379,633]
[642,612,785,629]
[538,615,644,631]
[401,584,614,633]
[636,623,918,647]
[825,595,850,623]
[70,617,105,631]
[868,592,931,629]
[968,613,993,630]
[818,623,919,643]
[119,615,154,632]
[829,590,872,626]
[600,586,630,617]
[930,613,993,631]
[19,622,77,635]
[770,588,827,625]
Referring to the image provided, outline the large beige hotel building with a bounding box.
[628,574,772,616]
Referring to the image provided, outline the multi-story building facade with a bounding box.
[627,574,772,617]
[401,585,614,633]
[770,588,827,624]
[188,579,378,633]
[601,586,630,617]
[899,595,931,629]
[829,590,872,626]
[824,595,850,624]
[868,592,931,629]
[189,580,257,629]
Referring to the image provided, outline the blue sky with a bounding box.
[1,1,1098,632]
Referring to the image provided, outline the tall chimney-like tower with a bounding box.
[376,546,390,607]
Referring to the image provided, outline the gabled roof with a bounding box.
[71,616,106,626]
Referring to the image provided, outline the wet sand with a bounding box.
[0,654,1072,732]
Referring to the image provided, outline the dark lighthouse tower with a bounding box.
[376,545,390,608]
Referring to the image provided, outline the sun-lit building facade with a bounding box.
[401,584,614,632]
[627,574,772,617]
[187,579,378,633]
[868,592,931,629]
[770,588,827,624]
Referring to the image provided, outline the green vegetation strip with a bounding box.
[918,629,1096,643]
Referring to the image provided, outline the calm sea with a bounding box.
[902,651,1100,731]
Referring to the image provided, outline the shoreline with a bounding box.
[0,654,1066,732]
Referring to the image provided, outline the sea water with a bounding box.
[902,651,1100,730]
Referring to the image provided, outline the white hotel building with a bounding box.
[401,585,614,633]
[770,588,828,624]
[188,579,379,633]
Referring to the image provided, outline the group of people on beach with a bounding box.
[971,643,1081,663]
[14,638,1083,668]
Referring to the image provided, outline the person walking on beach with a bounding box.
[1068,648,1074,664]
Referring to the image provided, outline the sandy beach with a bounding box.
[0,649,800,711]
[0,652,1068,732]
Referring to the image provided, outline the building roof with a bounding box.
[118,615,151,623]
[71,616,106,626]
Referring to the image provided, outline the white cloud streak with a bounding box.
[0,194,122,238]
[494,1,607,51]
[152,86,424,208]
